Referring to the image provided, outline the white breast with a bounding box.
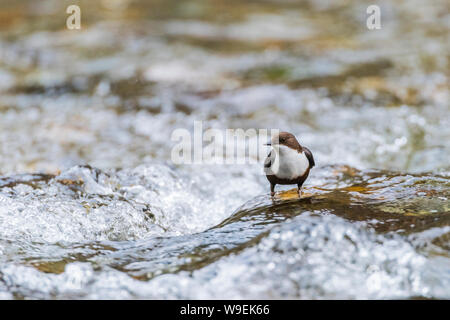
[271,145,309,180]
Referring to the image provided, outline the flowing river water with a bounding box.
[0,0,449,299]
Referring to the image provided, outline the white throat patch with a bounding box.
[271,145,309,180]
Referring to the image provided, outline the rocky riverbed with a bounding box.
[0,0,449,299]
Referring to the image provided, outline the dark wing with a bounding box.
[264,151,272,168]
[303,147,315,168]
[264,150,276,175]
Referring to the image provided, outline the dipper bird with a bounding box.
[264,132,315,197]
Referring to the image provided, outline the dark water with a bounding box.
[0,0,449,299]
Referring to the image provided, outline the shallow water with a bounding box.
[0,0,449,299]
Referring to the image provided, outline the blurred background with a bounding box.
[0,0,448,173]
[0,0,448,299]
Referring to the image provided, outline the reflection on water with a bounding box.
[0,0,449,299]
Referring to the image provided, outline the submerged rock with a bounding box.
[0,0,448,300]
[0,164,448,299]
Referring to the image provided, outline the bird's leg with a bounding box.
[297,184,302,198]
[270,184,275,197]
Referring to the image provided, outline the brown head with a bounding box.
[266,131,302,151]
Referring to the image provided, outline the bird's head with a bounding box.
[265,131,301,150]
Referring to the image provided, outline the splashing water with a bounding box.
[0,0,449,299]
